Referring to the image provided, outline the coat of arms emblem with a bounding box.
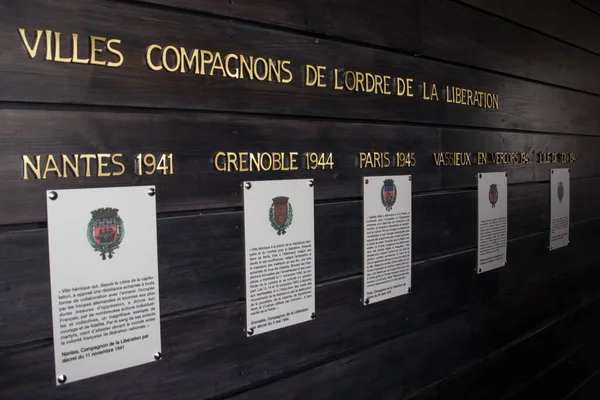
[489,184,499,208]
[269,196,293,235]
[381,179,397,211]
[87,208,125,260]
[557,182,564,203]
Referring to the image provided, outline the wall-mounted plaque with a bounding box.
[243,179,315,336]
[477,172,508,273]
[362,175,412,305]
[550,168,570,250]
[46,186,161,385]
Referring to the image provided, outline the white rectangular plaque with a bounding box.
[47,186,161,385]
[243,179,315,336]
[550,168,570,250]
[362,175,412,305]
[477,172,508,273]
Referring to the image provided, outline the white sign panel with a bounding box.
[550,168,570,250]
[47,186,161,385]
[362,175,412,305]
[243,179,315,336]
[477,172,508,273]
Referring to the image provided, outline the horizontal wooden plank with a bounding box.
[507,340,600,400]
[2,110,599,225]
[408,316,599,399]
[2,0,600,134]
[232,266,600,400]
[457,0,600,55]
[1,220,599,398]
[574,0,600,16]
[134,0,600,95]
[566,370,600,400]
[2,178,598,347]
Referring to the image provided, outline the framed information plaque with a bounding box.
[549,168,570,250]
[362,175,412,305]
[46,186,161,385]
[477,172,508,273]
[243,179,316,336]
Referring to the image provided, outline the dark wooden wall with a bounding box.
[1,0,600,398]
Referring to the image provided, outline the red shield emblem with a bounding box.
[269,196,293,235]
[489,184,499,208]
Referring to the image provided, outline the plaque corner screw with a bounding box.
[478,268,482,273]
[244,182,252,190]
[478,174,482,179]
[48,191,58,201]
[153,351,162,361]
[365,179,369,184]
[505,172,508,177]
[408,287,412,293]
[308,179,314,187]
[311,312,316,319]
[408,176,412,181]
[147,187,156,197]
[246,327,254,336]
[551,169,555,174]
[57,374,67,384]
[364,298,370,305]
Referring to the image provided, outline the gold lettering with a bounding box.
[397,78,407,96]
[225,54,239,78]
[53,32,72,63]
[238,152,249,172]
[62,155,79,177]
[97,154,111,177]
[214,152,227,172]
[272,152,283,171]
[181,48,200,74]
[364,73,375,93]
[375,75,384,94]
[461,89,467,105]
[268,59,281,82]
[433,153,444,166]
[289,152,299,170]
[210,52,226,76]
[334,69,344,90]
[106,39,124,68]
[383,152,391,167]
[79,154,96,177]
[406,78,414,97]
[200,50,214,75]
[423,82,430,100]
[22,155,42,180]
[43,155,62,179]
[477,152,487,165]
[112,154,125,176]
[345,71,356,91]
[316,65,326,88]
[492,94,499,109]
[240,54,253,79]
[18,29,43,59]
[281,60,292,83]
[146,45,163,71]
[227,152,238,172]
[383,76,391,95]
[163,45,181,73]
[260,153,272,170]
[467,89,473,106]
[90,36,107,66]
[71,34,90,64]
[355,71,365,92]
[359,152,367,168]
[305,64,318,86]
[45,30,52,61]
[254,57,268,81]
[249,153,260,171]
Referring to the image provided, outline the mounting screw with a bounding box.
[505,172,508,177]
[478,268,482,273]
[247,328,254,336]
[147,187,156,197]
[57,375,67,384]
[154,352,162,361]
[311,312,316,319]
[365,179,369,184]
[551,170,554,174]
[408,176,412,181]
[48,191,58,201]
[408,287,412,293]
[550,245,554,250]
[308,180,314,187]
[364,298,370,305]
[479,174,482,179]
[244,182,252,190]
